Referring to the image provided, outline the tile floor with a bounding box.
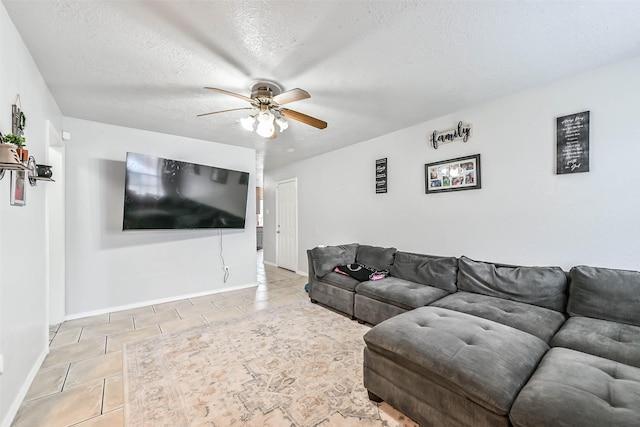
[11,251,308,427]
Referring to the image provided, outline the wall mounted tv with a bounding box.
[123,152,250,230]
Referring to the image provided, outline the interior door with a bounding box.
[276,179,298,271]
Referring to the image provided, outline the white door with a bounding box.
[276,179,298,271]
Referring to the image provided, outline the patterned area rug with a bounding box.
[123,301,418,426]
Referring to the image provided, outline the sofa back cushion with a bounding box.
[309,244,358,277]
[389,252,458,292]
[568,265,640,327]
[356,245,397,271]
[457,256,568,312]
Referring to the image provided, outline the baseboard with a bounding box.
[1,346,49,427]
[263,260,306,277]
[64,282,259,321]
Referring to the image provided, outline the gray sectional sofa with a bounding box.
[306,243,640,427]
[307,244,458,324]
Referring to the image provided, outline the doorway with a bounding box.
[276,178,298,272]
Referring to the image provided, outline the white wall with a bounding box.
[63,118,256,317]
[264,57,640,273]
[0,4,63,426]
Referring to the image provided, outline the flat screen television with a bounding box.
[123,152,250,230]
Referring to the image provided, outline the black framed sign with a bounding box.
[556,111,589,174]
[375,158,387,193]
[425,154,481,194]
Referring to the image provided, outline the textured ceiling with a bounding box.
[4,1,640,176]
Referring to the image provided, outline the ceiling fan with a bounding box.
[197,81,327,139]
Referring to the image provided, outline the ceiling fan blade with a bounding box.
[196,107,253,117]
[273,88,310,105]
[204,87,253,103]
[280,108,327,129]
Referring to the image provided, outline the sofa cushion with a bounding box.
[551,316,640,368]
[309,244,358,277]
[356,245,397,271]
[432,292,567,343]
[318,271,360,292]
[568,265,640,327]
[510,348,640,427]
[356,277,449,310]
[457,256,568,312]
[364,307,549,415]
[389,251,458,292]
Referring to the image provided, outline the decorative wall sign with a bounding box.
[375,158,387,194]
[556,111,589,174]
[425,154,481,194]
[430,121,472,149]
[12,95,26,136]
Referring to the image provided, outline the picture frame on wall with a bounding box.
[425,154,481,194]
[10,170,26,206]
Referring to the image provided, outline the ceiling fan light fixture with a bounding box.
[257,108,273,123]
[276,117,289,132]
[255,106,276,138]
[256,118,275,138]
[240,115,256,131]
[199,82,327,138]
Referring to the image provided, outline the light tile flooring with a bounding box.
[11,251,308,427]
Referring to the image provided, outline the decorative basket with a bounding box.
[0,143,21,164]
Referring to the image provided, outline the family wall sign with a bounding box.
[430,121,472,149]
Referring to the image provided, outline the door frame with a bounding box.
[275,177,298,272]
[46,121,66,325]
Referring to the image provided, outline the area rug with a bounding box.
[123,301,418,426]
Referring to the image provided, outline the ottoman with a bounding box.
[510,347,640,427]
[363,307,549,427]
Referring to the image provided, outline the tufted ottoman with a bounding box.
[510,347,640,426]
[363,307,549,427]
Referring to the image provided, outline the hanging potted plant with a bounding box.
[2,133,27,162]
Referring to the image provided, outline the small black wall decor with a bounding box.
[375,158,387,194]
[556,111,589,174]
[430,121,472,149]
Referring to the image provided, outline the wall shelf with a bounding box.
[0,156,55,186]
[28,157,54,185]
[0,161,28,171]
[0,162,28,180]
